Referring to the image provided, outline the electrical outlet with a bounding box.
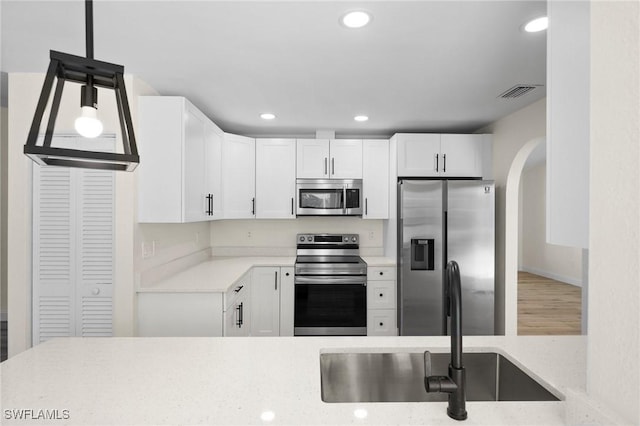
[142,241,155,259]
[247,231,252,239]
[368,231,375,240]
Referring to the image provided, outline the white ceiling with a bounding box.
[1,0,547,137]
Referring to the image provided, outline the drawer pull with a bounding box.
[234,285,244,293]
[379,322,384,326]
[379,271,383,276]
[379,293,383,297]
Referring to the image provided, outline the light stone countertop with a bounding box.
[138,256,296,293]
[361,256,396,266]
[0,335,586,425]
[138,256,395,293]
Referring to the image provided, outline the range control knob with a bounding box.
[352,236,357,242]
[299,236,305,242]
[307,236,312,242]
[344,237,349,242]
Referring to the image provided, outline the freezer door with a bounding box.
[447,180,495,335]
[398,180,444,335]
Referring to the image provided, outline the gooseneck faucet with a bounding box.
[424,260,467,421]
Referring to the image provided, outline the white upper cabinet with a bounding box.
[296,139,363,179]
[205,122,224,220]
[397,133,490,178]
[255,139,296,219]
[296,139,330,178]
[362,140,390,219]
[397,133,441,177]
[439,134,489,178]
[329,139,363,178]
[222,133,256,219]
[183,106,207,222]
[138,96,222,223]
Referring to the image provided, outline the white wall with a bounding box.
[478,98,546,334]
[520,162,583,285]
[586,1,640,424]
[210,218,384,256]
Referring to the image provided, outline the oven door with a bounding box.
[294,276,367,336]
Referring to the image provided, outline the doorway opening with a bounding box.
[504,138,585,336]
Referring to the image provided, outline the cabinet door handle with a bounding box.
[365,198,368,216]
[275,270,278,290]
[291,197,294,216]
[285,272,290,277]
[251,197,255,216]
[234,285,244,293]
[435,154,439,172]
[209,194,213,216]
[331,157,335,175]
[443,154,447,173]
[324,157,328,175]
[237,302,244,327]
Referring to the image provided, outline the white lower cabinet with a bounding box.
[250,267,280,336]
[137,293,223,337]
[224,272,252,336]
[249,266,294,337]
[137,265,295,338]
[367,310,397,335]
[279,267,295,336]
[367,266,398,336]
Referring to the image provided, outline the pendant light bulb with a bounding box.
[75,105,103,138]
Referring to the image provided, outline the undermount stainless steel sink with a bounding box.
[320,351,560,403]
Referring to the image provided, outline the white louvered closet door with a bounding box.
[33,166,76,343]
[77,167,114,337]
[33,136,115,345]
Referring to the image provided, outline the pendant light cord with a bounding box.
[85,0,93,60]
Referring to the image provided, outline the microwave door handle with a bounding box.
[343,187,347,214]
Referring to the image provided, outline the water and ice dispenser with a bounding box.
[411,238,434,270]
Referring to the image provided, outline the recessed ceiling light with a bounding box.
[524,16,548,33]
[341,11,371,29]
[260,113,276,120]
[354,115,369,122]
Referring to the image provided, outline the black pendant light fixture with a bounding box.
[23,0,139,171]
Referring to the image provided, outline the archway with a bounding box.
[503,137,545,336]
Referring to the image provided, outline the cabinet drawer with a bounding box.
[367,280,396,310]
[367,266,395,281]
[367,309,397,336]
[224,271,251,311]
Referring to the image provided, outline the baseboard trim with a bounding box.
[520,266,582,287]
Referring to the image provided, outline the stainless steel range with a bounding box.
[294,234,367,336]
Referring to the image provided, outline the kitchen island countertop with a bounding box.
[0,335,586,425]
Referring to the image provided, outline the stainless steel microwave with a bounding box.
[296,179,363,216]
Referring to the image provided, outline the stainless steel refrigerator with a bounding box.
[397,179,495,336]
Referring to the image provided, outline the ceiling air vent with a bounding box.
[498,84,541,99]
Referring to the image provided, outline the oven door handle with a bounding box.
[294,276,367,285]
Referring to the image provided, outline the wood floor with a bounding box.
[518,271,582,335]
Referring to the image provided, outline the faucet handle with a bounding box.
[423,350,432,378]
